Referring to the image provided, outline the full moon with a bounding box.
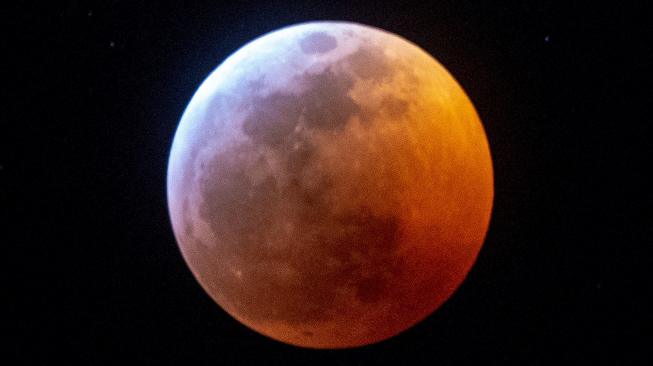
[167,22,493,349]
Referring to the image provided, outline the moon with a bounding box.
[167,21,493,349]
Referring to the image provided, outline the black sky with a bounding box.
[7,1,649,364]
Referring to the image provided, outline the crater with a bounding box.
[242,93,303,147]
[241,66,360,148]
[382,95,409,119]
[345,46,393,81]
[299,32,338,54]
[300,68,360,131]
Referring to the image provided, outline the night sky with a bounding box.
[8,1,648,364]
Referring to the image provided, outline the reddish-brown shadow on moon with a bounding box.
[167,21,493,349]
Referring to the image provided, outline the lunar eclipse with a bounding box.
[167,21,493,348]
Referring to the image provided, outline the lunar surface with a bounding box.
[167,21,493,348]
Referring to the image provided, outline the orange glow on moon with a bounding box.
[167,22,493,348]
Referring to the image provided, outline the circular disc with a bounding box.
[167,21,493,349]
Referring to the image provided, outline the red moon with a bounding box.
[167,22,493,348]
